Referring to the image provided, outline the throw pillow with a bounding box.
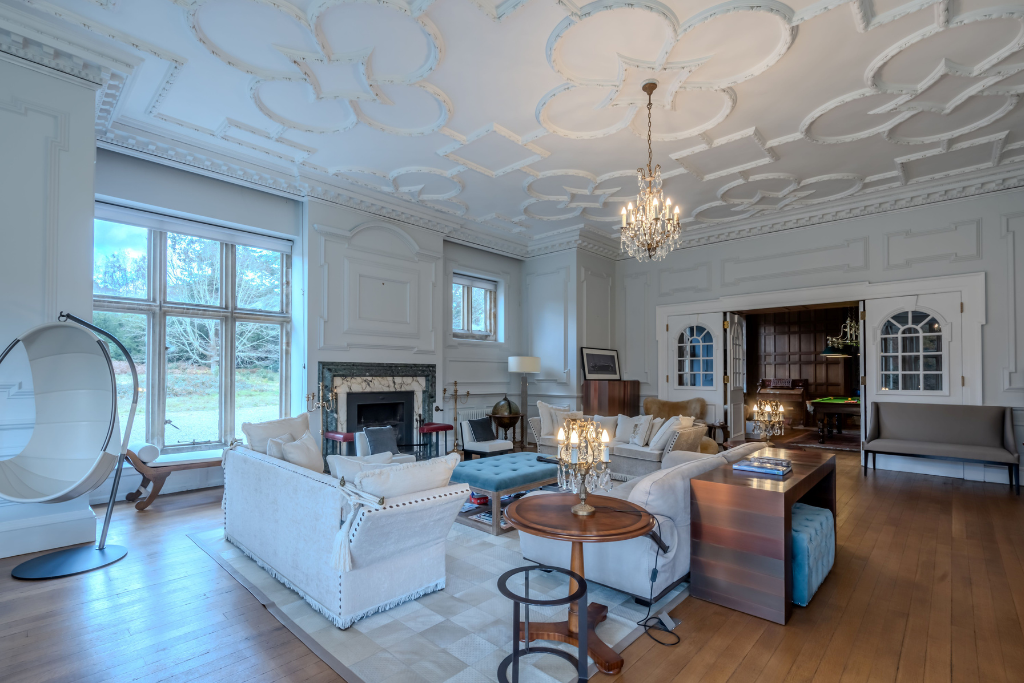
[648,416,681,451]
[363,426,399,456]
[550,407,583,437]
[469,417,496,442]
[613,414,644,444]
[627,415,654,446]
[266,433,296,459]
[282,431,323,472]
[592,415,618,441]
[647,418,665,446]
[242,414,310,454]
[354,453,460,499]
[326,452,395,481]
[537,400,570,437]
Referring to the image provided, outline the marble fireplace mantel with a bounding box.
[317,362,436,453]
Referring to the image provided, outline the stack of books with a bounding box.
[733,456,793,476]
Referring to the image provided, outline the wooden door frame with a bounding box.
[655,273,985,406]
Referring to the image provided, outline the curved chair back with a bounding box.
[0,322,119,504]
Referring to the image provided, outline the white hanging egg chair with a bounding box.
[0,312,139,579]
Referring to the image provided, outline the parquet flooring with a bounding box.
[1,452,1022,683]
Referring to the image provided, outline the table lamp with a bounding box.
[508,356,540,449]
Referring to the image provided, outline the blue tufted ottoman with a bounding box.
[791,502,835,606]
[449,453,559,535]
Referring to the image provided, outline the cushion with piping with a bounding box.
[648,416,681,451]
[363,426,400,455]
[353,453,461,499]
[592,415,618,441]
[326,451,395,481]
[469,417,496,442]
[242,414,310,454]
[537,400,570,437]
[282,431,323,472]
[266,433,295,460]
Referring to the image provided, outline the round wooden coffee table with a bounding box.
[503,492,655,675]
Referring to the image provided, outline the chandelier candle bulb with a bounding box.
[601,429,610,462]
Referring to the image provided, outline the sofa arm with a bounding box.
[529,417,542,444]
[867,402,879,443]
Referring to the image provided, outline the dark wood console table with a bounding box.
[503,493,654,674]
[690,449,836,624]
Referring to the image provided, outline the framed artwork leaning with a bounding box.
[581,347,621,381]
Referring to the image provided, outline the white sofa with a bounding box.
[223,446,469,628]
[519,441,766,602]
[529,416,708,479]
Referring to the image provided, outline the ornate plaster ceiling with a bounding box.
[4,0,1024,257]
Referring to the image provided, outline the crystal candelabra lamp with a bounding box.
[752,399,785,446]
[555,418,612,516]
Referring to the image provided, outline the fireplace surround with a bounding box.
[317,362,436,456]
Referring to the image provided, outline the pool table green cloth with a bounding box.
[806,397,860,443]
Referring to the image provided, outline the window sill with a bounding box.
[452,334,498,344]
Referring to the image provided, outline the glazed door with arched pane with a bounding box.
[665,313,725,424]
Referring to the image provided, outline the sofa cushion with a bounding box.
[662,450,724,469]
[354,453,460,499]
[537,401,570,437]
[865,438,1016,463]
[469,417,496,442]
[282,431,323,472]
[242,414,310,454]
[129,442,160,464]
[611,443,663,462]
[266,434,295,460]
[148,449,222,468]
[875,402,1006,449]
[465,440,514,453]
[592,415,619,440]
[537,435,559,449]
[326,452,395,480]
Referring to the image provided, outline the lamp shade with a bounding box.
[821,344,850,358]
[508,356,540,373]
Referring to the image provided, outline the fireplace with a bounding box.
[347,391,416,447]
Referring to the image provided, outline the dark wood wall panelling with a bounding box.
[745,309,860,424]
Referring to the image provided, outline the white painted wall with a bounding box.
[616,188,1024,481]
[0,55,101,557]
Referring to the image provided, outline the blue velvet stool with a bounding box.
[791,502,835,607]
[450,453,559,535]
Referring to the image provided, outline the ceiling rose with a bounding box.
[621,80,682,263]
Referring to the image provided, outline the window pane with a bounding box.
[93,220,148,299]
[923,335,941,352]
[923,355,942,372]
[901,335,920,353]
[702,359,713,372]
[923,318,940,333]
[471,287,487,332]
[452,284,463,331]
[923,374,942,390]
[901,374,920,390]
[235,323,281,439]
[702,373,714,386]
[881,356,898,371]
[93,311,147,444]
[901,355,920,371]
[881,373,898,390]
[911,311,929,326]
[881,320,899,335]
[166,233,220,306]
[892,312,909,325]
[165,317,221,444]
[881,337,898,353]
[236,246,282,311]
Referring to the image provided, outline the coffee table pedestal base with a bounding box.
[518,602,621,675]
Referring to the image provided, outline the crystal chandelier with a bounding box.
[752,399,785,446]
[620,80,682,262]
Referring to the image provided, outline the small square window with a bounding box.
[452,274,498,342]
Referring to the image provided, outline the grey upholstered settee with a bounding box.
[863,402,1020,493]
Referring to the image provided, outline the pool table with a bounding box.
[806,397,860,443]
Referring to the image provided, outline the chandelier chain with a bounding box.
[646,91,653,176]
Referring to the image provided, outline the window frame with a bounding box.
[452,273,498,342]
[677,325,715,388]
[93,213,292,453]
[877,308,948,396]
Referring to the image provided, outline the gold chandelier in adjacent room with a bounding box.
[621,80,682,262]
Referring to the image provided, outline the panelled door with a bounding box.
[726,313,746,441]
[666,313,725,424]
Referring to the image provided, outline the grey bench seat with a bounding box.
[864,402,1019,493]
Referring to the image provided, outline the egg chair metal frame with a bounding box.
[0,311,139,580]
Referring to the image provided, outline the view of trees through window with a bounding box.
[452,274,497,341]
[93,218,288,449]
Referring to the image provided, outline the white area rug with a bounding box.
[190,524,687,683]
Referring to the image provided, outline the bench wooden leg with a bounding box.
[125,476,150,502]
[135,472,168,511]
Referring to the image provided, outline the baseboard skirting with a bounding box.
[0,505,96,559]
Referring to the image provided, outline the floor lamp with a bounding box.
[508,356,539,450]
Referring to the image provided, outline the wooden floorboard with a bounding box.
[0,453,1021,683]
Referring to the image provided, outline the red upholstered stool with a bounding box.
[323,431,355,456]
[419,422,454,459]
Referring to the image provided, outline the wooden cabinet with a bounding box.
[582,380,639,417]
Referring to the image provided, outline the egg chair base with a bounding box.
[12,545,128,580]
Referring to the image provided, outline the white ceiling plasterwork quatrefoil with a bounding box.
[189,0,451,137]
[537,0,794,140]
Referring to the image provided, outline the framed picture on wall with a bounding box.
[581,348,621,381]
